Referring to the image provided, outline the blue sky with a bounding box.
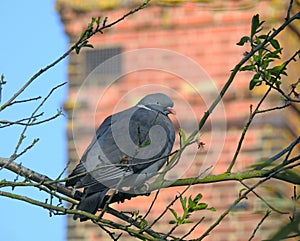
[0,1,67,241]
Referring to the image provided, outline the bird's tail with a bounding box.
[74,188,109,221]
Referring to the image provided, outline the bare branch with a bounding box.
[196,158,299,240]
[10,82,66,160]
[8,96,42,107]
[0,112,44,128]
[227,48,300,173]
[248,210,272,241]
[254,136,300,170]
[0,1,151,112]
[0,111,62,128]
[286,0,294,20]
[256,102,291,113]
[190,11,300,171]
[180,217,205,240]
[240,181,288,214]
[0,158,74,198]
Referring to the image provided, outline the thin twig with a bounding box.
[93,221,122,241]
[10,138,40,161]
[146,184,191,229]
[254,137,300,170]
[227,87,270,172]
[9,96,42,106]
[0,1,151,111]
[0,180,76,204]
[227,48,300,173]
[0,112,44,128]
[14,82,66,153]
[180,217,205,240]
[286,0,294,20]
[256,102,291,114]
[240,181,288,214]
[0,82,67,173]
[0,112,62,128]
[248,210,271,241]
[147,166,212,230]
[0,190,88,218]
[0,158,74,198]
[289,186,298,224]
[195,156,300,240]
[190,11,300,174]
[163,223,180,239]
[106,207,162,240]
[143,189,160,220]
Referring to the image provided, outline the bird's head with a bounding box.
[137,93,176,116]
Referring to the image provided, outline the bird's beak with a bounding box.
[167,107,176,115]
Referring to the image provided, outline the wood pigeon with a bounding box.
[66,93,176,221]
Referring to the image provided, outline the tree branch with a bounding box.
[248,210,271,241]
[183,10,300,168]
[0,158,74,198]
[194,156,299,241]
[0,0,151,111]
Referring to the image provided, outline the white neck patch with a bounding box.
[137,104,154,112]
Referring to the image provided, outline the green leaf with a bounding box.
[79,30,89,41]
[249,79,261,90]
[253,54,261,62]
[237,36,250,46]
[84,43,94,49]
[254,36,262,45]
[95,16,101,26]
[250,14,265,39]
[75,46,80,54]
[239,188,247,197]
[188,196,195,210]
[169,208,178,219]
[261,58,275,69]
[207,207,216,211]
[275,80,281,88]
[180,196,187,212]
[87,17,96,29]
[249,74,262,90]
[270,64,287,77]
[193,203,208,211]
[239,65,256,71]
[251,14,260,38]
[270,39,281,50]
[258,34,268,40]
[265,48,282,59]
[140,140,151,147]
[270,76,277,83]
[182,220,193,224]
[193,193,203,203]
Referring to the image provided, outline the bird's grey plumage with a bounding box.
[66,93,175,221]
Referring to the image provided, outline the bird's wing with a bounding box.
[67,106,175,189]
[127,107,175,172]
[66,114,122,187]
[68,108,137,188]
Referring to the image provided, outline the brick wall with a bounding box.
[57,1,296,240]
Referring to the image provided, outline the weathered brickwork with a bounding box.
[57,1,297,240]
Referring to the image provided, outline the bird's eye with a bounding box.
[156,101,159,104]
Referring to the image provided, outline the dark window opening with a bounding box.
[84,47,122,85]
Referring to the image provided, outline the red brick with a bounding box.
[57,1,296,240]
